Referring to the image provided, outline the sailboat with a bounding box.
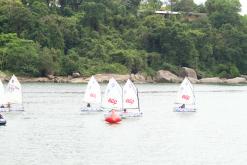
[5,75,24,111]
[102,78,122,123]
[80,76,102,112]
[0,79,7,112]
[120,79,142,118]
[174,77,196,112]
[101,77,123,111]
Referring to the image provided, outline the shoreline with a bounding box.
[1,73,247,85]
[1,68,247,84]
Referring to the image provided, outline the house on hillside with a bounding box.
[155,10,207,21]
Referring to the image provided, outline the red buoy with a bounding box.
[105,110,121,124]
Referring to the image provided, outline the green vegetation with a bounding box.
[0,0,247,78]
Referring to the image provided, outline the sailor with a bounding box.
[87,103,91,108]
[123,109,127,113]
[180,104,185,109]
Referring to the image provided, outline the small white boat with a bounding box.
[174,77,196,112]
[120,79,142,118]
[4,75,24,111]
[80,76,102,112]
[101,78,123,117]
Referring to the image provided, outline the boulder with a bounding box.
[94,74,129,83]
[72,72,80,78]
[187,77,199,84]
[240,75,247,80]
[225,77,246,84]
[179,67,197,79]
[70,77,87,83]
[47,74,55,80]
[155,70,181,83]
[199,77,224,84]
[130,73,146,83]
[54,76,69,83]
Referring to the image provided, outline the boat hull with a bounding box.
[80,107,103,113]
[0,108,9,112]
[0,118,6,126]
[173,107,196,112]
[120,112,143,118]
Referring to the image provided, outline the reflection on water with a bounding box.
[0,83,247,165]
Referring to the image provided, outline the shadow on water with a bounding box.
[175,112,197,119]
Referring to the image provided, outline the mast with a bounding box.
[137,88,140,112]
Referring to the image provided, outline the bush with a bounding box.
[162,62,181,75]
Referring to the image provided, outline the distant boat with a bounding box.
[0,79,7,112]
[102,78,122,123]
[120,79,142,118]
[80,76,102,112]
[174,77,196,112]
[5,75,24,111]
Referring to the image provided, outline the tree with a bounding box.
[205,0,241,28]
[173,0,197,12]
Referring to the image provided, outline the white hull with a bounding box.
[0,108,9,112]
[0,107,24,112]
[80,107,103,113]
[173,107,196,112]
[120,111,143,118]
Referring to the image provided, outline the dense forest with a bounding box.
[0,0,247,78]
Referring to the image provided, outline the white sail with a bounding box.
[5,75,22,104]
[175,77,195,105]
[102,78,122,110]
[0,80,6,105]
[83,76,101,104]
[123,79,139,109]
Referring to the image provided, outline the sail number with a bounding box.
[182,95,190,100]
[126,99,134,104]
[90,93,96,98]
[108,98,117,105]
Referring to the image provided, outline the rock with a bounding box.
[240,75,247,80]
[47,74,55,80]
[155,70,181,83]
[94,74,129,83]
[70,77,87,83]
[130,73,146,83]
[72,72,80,78]
[54,76,69,83]
[225,77,246,84]
[179,67,197,79]
[199,77,224,84]
[146,76,154,83]
[187,77,199,84]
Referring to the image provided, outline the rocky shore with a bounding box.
[1,67,247,84]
